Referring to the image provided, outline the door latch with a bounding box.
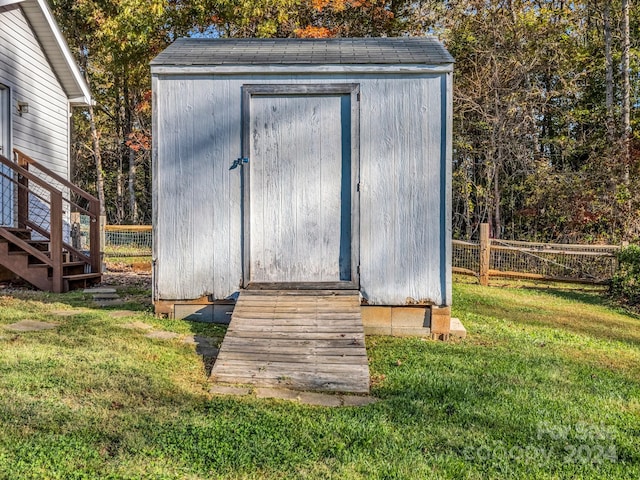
[229,157,249,170]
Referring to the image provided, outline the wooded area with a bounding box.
[50,0,639,243]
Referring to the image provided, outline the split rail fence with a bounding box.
[78,222,620,283]
[453,224,620,285]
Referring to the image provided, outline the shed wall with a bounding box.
[0,4,70,177]
[154,72,451,306]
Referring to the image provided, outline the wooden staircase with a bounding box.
[0,150,102,292]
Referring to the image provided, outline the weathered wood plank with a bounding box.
[219,352,369,364]
[211,374,369,394]
[226,331,365,340]
[221,337,365,349]
[227,325,364,334]
[210,290,369,393]
[221,346,367,356]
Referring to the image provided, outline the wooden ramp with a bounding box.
[210,290,369,393]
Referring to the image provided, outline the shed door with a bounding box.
[0,85,11,226]
[243,84,359,288]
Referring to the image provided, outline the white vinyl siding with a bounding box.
[0,4,70,179]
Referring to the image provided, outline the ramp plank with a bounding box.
[210,290,369,393]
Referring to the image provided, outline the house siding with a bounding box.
[154,72,451,306]
[0,4,70,178]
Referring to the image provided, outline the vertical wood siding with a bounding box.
[155,76,242,300]
[154,73,450,305]
[0,5,70,178]
[249,94,345,283]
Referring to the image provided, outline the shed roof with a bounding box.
[151,37,454,67]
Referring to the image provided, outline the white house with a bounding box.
[0,0,100,292]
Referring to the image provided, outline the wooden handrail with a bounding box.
[0,152,102,291]
[14,149,102,274]
[14,149,99,205]
[27,221,90,264]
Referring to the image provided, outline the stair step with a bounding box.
[1,227,32,240]
[63,272,102,281]
[63,261,89,268]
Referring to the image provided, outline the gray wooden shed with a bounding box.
[151,38,454,337]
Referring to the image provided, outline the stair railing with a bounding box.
[0,151,101,292]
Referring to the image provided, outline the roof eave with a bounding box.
[18,0,92,106]
[150,63,454,75]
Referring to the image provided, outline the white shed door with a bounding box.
[246,89,355,286]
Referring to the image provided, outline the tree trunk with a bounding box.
[604,2,614,139]
[128,148,138,223]
[622,0,631,185]
[88,104,106,217]
[493,166,501,239]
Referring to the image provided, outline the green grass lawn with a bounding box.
[0,277,639,479]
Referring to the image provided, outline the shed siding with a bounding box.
[155,77,242,300]
[154,73,449,305]
[0,5,69,177]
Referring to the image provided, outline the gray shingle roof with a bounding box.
[151,37,454,66]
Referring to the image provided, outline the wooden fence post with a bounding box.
[479,223,490,286]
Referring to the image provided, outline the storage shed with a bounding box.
[151,37,454,337]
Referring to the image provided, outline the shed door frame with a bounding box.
[241,83,360,289]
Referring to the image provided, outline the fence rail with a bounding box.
[104,225,152,257]
[95,224,620,283]
[453,227,619,285]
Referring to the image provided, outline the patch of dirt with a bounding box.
[100,272,152,290]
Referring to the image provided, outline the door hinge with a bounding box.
[357,265,361,275]
[357,182,361,192]
[356,92,361,101]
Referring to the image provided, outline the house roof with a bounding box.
[151,37,454,70]
[1,0,92,105]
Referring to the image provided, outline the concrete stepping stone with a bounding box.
[341,395,379,407]
[93,293,120,300]
[3,320,58,332]
[121,321,154,330]
[210,385,251,396]
[83,287,117,294]
[209,385,378,407]
[109,310,138,318]
[50,309,91,317]
[145,330,180,340]
[295,391,343,407]
[85,286,124,307]
[183,335,220,357]
[95,299,125,307]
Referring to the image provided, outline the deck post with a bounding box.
[16,152,29,229]
[479,223,490,286]
[50,191,63,293]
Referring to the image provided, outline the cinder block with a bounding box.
[174,304,213,322]
[450,317,467,339]
[361,306,392,328]
[391,307,429,328]
[431,306,451,335]
[213,304,234,324]
[391,327,431,337]
[363,325,392,336]
[174,303,235,324]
